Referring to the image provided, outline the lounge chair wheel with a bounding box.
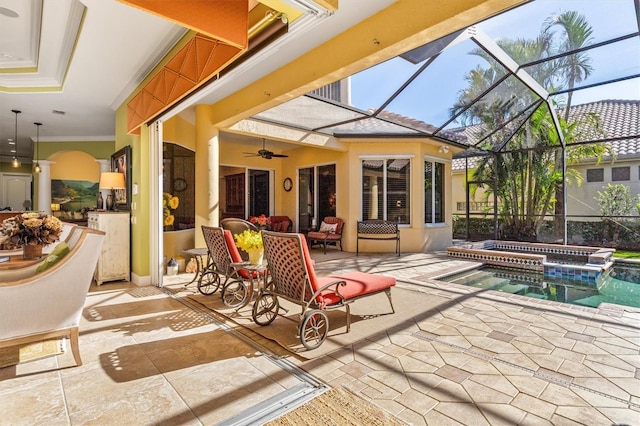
[221,280,250,309]
[299,310,329,350]
[197,270,220,295]
[252,292,279,325]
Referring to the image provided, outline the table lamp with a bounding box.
[99,172,126,211]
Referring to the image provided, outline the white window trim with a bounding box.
[424,156,446,226]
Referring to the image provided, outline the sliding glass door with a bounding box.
[249,169,270,217]
[220,166,273,219]
[297,164,336,231]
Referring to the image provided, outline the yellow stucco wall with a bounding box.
[117,0,526,284]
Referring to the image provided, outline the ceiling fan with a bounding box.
[244,139,289,159]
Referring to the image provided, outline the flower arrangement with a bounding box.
[163,192,180,227]
[234,229,263,252]
[0,212,64,248]
[249,214,270,229]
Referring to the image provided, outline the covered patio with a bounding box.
[2,249,638,424]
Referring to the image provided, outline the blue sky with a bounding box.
[349,0,640,126]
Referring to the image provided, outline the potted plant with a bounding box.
[233,229,264,264]
[249,214,271,230]
[0,212,64,259]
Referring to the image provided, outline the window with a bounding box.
[612,166,630,181]
[425,160,445,224]
[586,168,604,183]
[361,158,410,224]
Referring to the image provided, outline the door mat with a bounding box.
[264,386,406,426]
[0,339,65,369]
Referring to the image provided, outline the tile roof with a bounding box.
[452,100,640,170]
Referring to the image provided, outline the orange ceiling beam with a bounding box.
[126,34,244,134]
[117,0,249,49]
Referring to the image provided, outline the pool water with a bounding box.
[442,263,640,309]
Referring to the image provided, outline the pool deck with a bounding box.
[1,250,639,425]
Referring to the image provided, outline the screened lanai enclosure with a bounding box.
[253,0,640,250]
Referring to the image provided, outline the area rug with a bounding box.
[0,339,65,369]
[264,386,406,426]
[186,283,449,359]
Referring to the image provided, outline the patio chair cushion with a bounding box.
[223,229,258,280]
[318,221,337,233]
[271,219,291,233]
[269,216,292,232]
[316,273,396,306]
[300,234,394,306]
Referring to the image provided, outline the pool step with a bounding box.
[450,270,509,289]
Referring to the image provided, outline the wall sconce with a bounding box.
[99,172,126,211]
[438,145,450,154]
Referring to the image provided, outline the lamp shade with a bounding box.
[99,172,126,189]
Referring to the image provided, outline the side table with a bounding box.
[181,248,209,287]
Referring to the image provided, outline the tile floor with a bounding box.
[1,250,639,425]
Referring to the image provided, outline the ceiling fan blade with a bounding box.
[271,153,288,158]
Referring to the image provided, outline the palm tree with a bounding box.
[453,11,605,241]
[543,10,595,239]
[543,10,594,121]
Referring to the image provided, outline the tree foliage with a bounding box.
[454,10,608,240]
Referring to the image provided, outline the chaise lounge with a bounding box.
[253,230,396,350]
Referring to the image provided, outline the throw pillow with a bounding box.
[319,221,337,234]
[35,242,70,274]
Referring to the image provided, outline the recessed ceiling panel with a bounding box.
[0,0,41,69]
[254,96,364,130]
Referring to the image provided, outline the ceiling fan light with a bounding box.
[34,162,41,173]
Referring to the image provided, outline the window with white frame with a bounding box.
[424,159,445,224]
[361,157,411,224]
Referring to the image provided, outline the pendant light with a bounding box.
[33,122,42,173]
[11,109,21,168]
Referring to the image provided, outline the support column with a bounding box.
[96,159,110,210]
[37,160,54,214]
[194,104,219,248]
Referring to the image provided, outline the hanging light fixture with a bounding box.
[11,109,21,168]
[33,122,42,173]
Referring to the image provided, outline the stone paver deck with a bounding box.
[1,250,638,425]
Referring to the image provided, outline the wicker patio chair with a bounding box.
[200,225,265,309]
[306,216,344,254]
[220,218,258,262]
[253,230,396,350]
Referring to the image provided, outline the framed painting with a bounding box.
[111,146,132,210]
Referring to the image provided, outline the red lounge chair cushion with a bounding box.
[299,234,395,306]
[307,231,341,241]
[316,272,396,306]
[223,229,258,279]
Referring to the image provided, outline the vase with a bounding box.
[23,244,44,259]
[248,248,264,265]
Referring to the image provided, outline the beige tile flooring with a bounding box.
[1,250,639,425]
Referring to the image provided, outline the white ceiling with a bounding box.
[0,0,185,161]
[0,0,395,163]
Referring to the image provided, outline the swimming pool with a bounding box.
[440,262,640,309]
